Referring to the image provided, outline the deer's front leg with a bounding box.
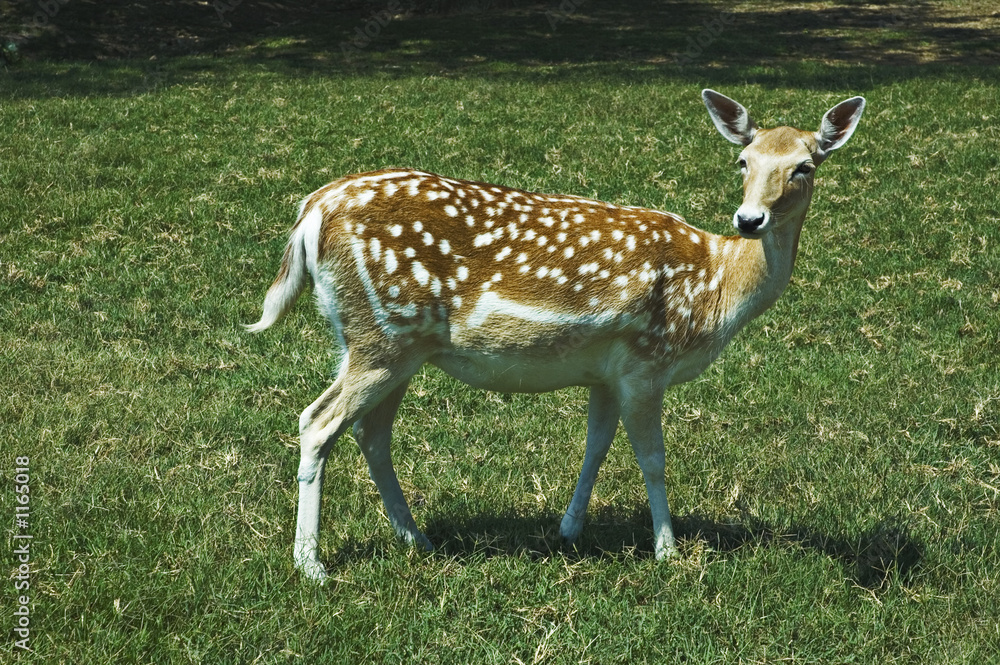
[620,395,678,560]
[560,384,620,548]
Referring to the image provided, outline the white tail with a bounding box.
[244,204,312,333]
[249,90,865,582]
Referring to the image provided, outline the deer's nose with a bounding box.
[733,210,769,234]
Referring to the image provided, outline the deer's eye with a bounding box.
[738,158,748,171]
[793,162,814,177]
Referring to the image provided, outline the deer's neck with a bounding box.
[715,217,804,333]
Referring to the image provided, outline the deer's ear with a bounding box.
[814,96,866,161]
[702,89,757,146]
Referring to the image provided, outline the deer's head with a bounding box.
[702,89,865,239]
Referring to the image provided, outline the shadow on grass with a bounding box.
[407,505,923,589]
[4,0,999,99]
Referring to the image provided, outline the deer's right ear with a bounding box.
[702,89,757,146]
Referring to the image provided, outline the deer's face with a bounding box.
[733,127,818,238]
[701,88,865,240]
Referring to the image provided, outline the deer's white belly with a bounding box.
[430,344,614,393]
[430,293,631,392]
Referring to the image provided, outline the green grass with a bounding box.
[2,1,999,662]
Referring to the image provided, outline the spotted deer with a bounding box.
[248,89,865,581]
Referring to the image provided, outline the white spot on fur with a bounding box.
[389,224,403,237]
[385,249,398,274]
[709,266,725,291]
[412,261,430,286]
[444,205,458,217]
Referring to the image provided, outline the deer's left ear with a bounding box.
[815,96,866,163]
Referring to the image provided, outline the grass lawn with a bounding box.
[2,1,999,662]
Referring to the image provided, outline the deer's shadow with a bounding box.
[331,505,924,590]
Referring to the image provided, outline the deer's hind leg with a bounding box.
[352,379,432,551]
[293,351,423,582]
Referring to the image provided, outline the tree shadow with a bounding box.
[3,0,998,99]
[404,504,924,589]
